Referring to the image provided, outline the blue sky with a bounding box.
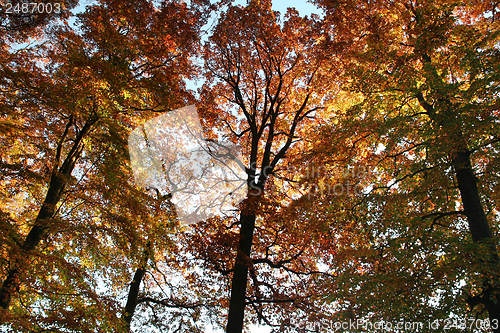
[268,0,321,16]
[230,0,322,17]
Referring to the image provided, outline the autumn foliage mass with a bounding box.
[0,0,499,332]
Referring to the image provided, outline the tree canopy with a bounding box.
[0,0,499,332]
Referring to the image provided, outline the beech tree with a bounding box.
[190,1,340,332]
[0,0,207,330]
[310,0,500,327]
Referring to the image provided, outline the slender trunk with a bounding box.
[417,90,499,326]
[439,106,499,326]
[123,242,151,331]
[440,109,500,326]
[0,172,71,310]
[123,267,147,331]
[452,148,500,328]
[453,150,495,243]
[0,116,95,311]
[226,207,256,333]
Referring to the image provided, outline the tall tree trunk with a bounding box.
[0,173,67,310]
[123,242,151,332]
[226,206,256,333]
[452,148,500,329]
[123,267,146,331]
[0,115,95,311]
[123,267,147,331]
[443,111,500,327]
[418,91,499,327]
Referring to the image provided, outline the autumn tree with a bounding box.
[310,0,500,326]
[180,1,342,332]
[0,0,207,330]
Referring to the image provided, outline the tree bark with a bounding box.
[122,241,151,331]
[440,105,500,327]
[226,205,256,333]
[452,148,500,329]
[123,267,147,331]
[417,91,500,328]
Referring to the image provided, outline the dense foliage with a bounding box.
[0,0,499,332]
